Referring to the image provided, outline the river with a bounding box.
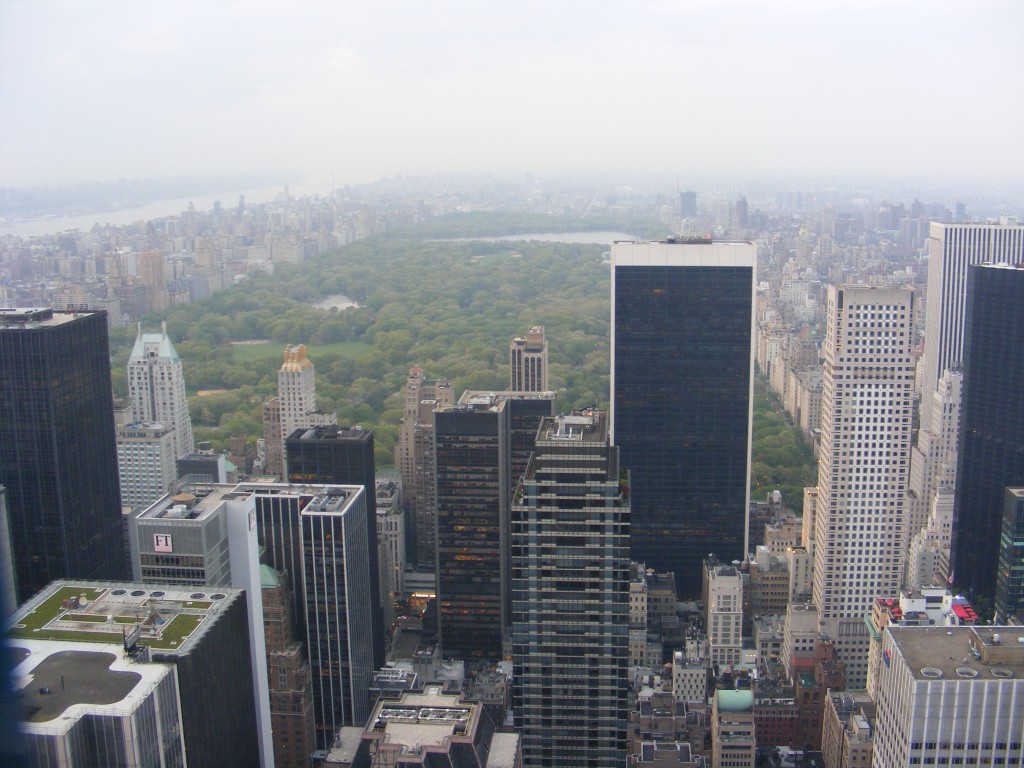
[1,185,293,239]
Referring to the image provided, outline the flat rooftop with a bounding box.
[8,580,243,654]
[0,308,102,328]
[367,686,480,749]
[889,626,1024,681]
[11,641,174,728]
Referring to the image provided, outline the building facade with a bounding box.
[952,263,1024,601]
[127,322,194,460]
[812,285,914,689]
[873,626,1024,768]
[0,308,127,604]
[611,239,756,596]
[248,482,375,752]
[919,218,1024,434]
[117,421,177,510]
[511,410,629,768]
[434,395,510,659]
[285,423,384,669]
[393,366,454,567]
[996,488,1024,623]
[509,325,549,392]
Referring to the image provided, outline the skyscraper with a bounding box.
[995,488,1024,624]
[270,344,335,478]
[393,366,453,567]
[918,218,1024,433]
[951,263,1024,601]
[434,394,510,659]
[611,238,756,595]
[509,325,549,392]
[812,285,914,688]
[247,482,375,752]
[116,421,177,509]
[285,423,384,669]
[127,322,193,460]
[511,410,629,768]
[0,308,126,604]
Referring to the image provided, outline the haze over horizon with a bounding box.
[2,1,1023,189]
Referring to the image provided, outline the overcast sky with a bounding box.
[2,0,1022,187]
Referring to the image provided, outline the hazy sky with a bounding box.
[2,0,1022,187]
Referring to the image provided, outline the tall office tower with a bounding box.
[509,325,549,392]
[995,488,1024,623]
[812,286,914,689]
[116,421,177,509]
[704,556,744,668]
[11,581,260,768]
[263,397,284,476]
[285,423,384,668]
[434,394,510,660]
[262,564,317,768]
[951,263,1024,601]
[903,370,961,547]
[0,486,15,618]
[511,410,629,768]
[127,485,274,767]
[394,366,453,566]
[376,478,405,627]
[611,239,756,595]
[276,344,335,476]
[128,322,193,461]
[0,308,126,605]
[246,483,375,751]
[460,389,556,495]
[873,626,1024,768]
[918,217,1024,433]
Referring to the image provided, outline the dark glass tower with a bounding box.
[285,424,384,669]
[995,488,1024,624]
[611,240,755,596]
[0,308,126,604]
[434,395,510,659]
[511,410,629,768]
[952,263,1024,601]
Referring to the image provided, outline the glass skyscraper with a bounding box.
[952,263,1024,601]
[611,240,756,596]
[0,308,126,604]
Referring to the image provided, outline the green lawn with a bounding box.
[229,340,374,362]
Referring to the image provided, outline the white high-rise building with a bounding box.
[116,421,177,509]
[873,626,1024,768]
[918,217,1024,433]
[128,322,193,460]
[812,285,915,688]
[275,344,335,477]
[705,557,744,668]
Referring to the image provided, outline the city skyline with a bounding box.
[2,2,1022,188]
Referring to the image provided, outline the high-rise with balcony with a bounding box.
[812,285,915,688]
[611,238,756,596]
[128,322,193,461]
[511,410,629,768]
[0,308,126,604]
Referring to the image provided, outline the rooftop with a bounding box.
[8,580,243,654]
[888,626,1024,682]
[12,642,175,728]
[0,307,101,329]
